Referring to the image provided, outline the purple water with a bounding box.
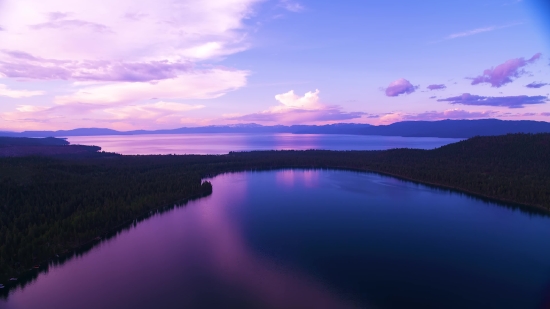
[66,133,462,155]
[2,170,550,308]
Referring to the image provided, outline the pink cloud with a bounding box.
[30,19,112,33]
[0,84,45,98]
[385,78,417,97]
[0,0,260,62]
[470,53,541,87]
[0,0,262,131]
[0,69,247,131]
[229,89,364,124]
[1,101,204,131]
[0,51,192,82]
[427,84,446,91]
[438,93,547,108]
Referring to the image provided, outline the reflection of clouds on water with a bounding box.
[66,133,461,155]
[272,134,322,150]
[4,170,550,308]
[275,169,321,189]
[188,173,361,309]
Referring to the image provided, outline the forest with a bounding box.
[0,133,549,284]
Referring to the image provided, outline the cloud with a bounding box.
[470,53,541,87]
[228,89,364,124]
[104,101,204,120]
[542,112,550,116]
[437,93,548,108]
[30,19,112,33]
[0,51,192,82]
[273,89,323,110]
[0,84,44,98]
[279,0,305,12]
[0,0,260,62]
[1,101,205,131]
[230,108,364,123]
[503,0,523,6]
[445,23,522,40]
[55,69,248,105]
[0,0,260,130]
[379,109,496,123]
[0,69,247,130]
[446,27,498,39]
[427,84,446,91]
[385,78,417,97]
[526,82,549,88]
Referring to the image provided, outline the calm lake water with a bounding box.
[66,134,462,155]
[2,170,550,309]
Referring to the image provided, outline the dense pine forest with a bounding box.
[1,133,549,285]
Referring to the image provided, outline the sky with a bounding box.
[0,0,549,131]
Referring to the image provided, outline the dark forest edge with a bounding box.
[0,133,549,288]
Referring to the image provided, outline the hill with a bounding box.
[1,119,550,138]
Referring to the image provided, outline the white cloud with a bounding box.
[1,70,245,130]
[447,26,498,39]
[0,84,44,98]
[445,22,522,40]
[228,89,364,124]
[55,69,248,105]
[278,0,304,12]
[104,101,204,120]
[273,89,322,110]
[0,0,261,130]
[0,0,262,62]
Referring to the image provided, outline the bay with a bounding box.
[2,170,550,309]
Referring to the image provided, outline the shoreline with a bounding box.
[1,164,548,295]
[2,134,549,292]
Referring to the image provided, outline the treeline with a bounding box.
[0,137,69,146]
[0,133,549,283]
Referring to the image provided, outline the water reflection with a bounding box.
[186,176,359,309]
[1,172,359,309]
[275,169,320,189]
[2,170,550,309]
[66,133,462,155]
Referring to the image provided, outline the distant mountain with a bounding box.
[1,119,550,138]
[362,119,550,138]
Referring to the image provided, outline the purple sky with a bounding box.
[0,0,549,131]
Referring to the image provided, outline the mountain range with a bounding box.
[1,119,550,138]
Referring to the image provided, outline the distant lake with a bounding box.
[2,170,550,309]
[66,133,462,155]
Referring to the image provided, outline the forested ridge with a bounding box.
[0,133,549,284]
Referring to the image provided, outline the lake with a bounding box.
[2,170,550,309]
[66,134,462,155]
